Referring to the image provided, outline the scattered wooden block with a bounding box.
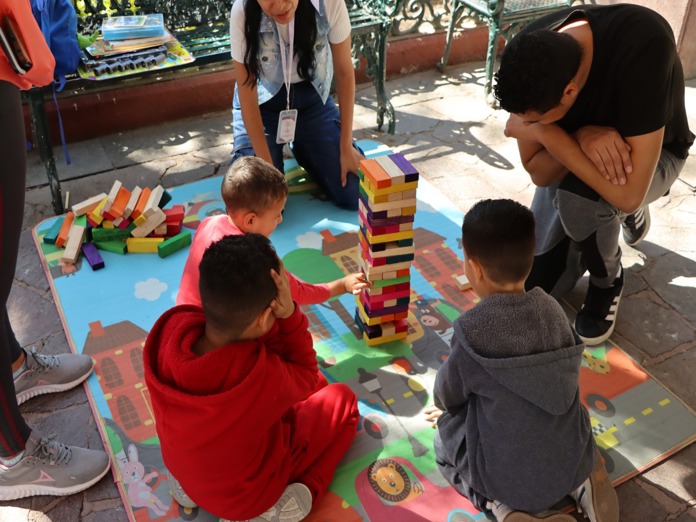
[126,237,164,253]
[131,208,166,238]
[143,185,164,217]
[60,224,86,264]
[130,187,151,220]
[88,197,108,226]
[55,212,75,248]
[102,181,122,214]
[122,186,141,220]
[108,186,132,219]
[81,242,105,270]
[158,231,192,258]
[455,274,472,290]
[72,193,107,216]
[43,217,64,245]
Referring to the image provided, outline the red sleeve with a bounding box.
[287,271,331,305]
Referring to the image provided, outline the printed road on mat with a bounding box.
[32,141,696,522]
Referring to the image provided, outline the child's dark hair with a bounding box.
[243,0,317,87]
[198,234,280,336]
[221,156,289,213]
[461,199,535,285]
[494,29,582,114]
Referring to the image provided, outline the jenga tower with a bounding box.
[355,153,419,346]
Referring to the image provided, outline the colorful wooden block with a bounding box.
[91,225,133,242]
[358,205,415,228]
[81,242,105,270]
[43,217,64,245]
[94,240,127,255]
[163,205,185,223]
[102,180,122,213]
[144,185,164,217]
[388,153,419,182]
[363,178,418,197]
[158,189,172,209]
[364,228,414,245]
[455,274,472,290]
[55,212,75,248]
[130,187,151,220]
[72,193,107,216]
[361,288,410,306]
[152,223,168,236]
[375,155,406,185]
[166,223,182,236]
[122,186,142,220]
[126,237,164,253]
[131,208,167,238]
[108,186,132,219]
[60,225,87,264]
[88,197,108,226]
[158,231,192,258]
[359,159,391,189]
[363,331,408,346]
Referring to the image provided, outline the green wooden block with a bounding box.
[371,275,411,288]
[74,214,88,227]
[94,240,128,255]
[43,217,64,245]
[158,189,173,209]
[157,231,192,258]
[91,227,132,242]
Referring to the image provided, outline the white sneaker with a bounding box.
[486,500,575,521]
[225,483,311,522]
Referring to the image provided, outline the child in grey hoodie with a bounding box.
[427,199,619,522]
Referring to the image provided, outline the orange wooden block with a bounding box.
[130,187,151,220]
[108,187,132,220]
[55,211,74,248]
[359,159,391,189]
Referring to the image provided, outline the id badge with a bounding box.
[276,109,298,144]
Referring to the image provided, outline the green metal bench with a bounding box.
[437,0,577,103]
[28,0,396,214]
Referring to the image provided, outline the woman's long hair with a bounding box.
[243,0,318,87]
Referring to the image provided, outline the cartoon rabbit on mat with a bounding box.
[119,444,169,516]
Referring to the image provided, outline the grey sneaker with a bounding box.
[0,431,111,500]
[14,348,94,405]
[243,483,312,522]
[570,449,619,522]
[621,206,650,246]
[168,471,197,509]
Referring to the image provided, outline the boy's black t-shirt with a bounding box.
[524,4,694,159]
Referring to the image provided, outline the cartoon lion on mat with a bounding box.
[367,458,424,504]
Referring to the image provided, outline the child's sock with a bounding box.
[0,450,25,468]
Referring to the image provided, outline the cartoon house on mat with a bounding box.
[83,320,155,443]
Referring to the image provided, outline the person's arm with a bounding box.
[532,123,664,213]
[330,36,361,186]
[433,341,470,412]
[234,59,273,164]
[326,272,371,298]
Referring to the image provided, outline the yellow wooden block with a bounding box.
[88,197,108,225]
[365,229,414,244]
[102,220,115,229]
[131,208,167,238]
[365,197,417,213]
[368,243,415,259]
[72,193,108,216]
[126,237,164,253]
[133,213,148,227]
[364,179,418,197]
[363,330,408,346]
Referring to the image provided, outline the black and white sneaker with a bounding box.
[622,206,650,246]
[575,269,624,346]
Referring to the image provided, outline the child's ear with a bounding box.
[466,257,484,283]
[258,305,275,329]
[242,211,257,230]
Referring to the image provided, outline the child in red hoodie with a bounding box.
[144,234,360,521]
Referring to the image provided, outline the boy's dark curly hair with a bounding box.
[461,199,535,285]
[243,0,318,87]
[199,234,281,336]
[494,29,582,114]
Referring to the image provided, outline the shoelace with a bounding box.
[28,348,61,374]
[34,434,72,466]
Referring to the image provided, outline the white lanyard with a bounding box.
[276,21,295,111]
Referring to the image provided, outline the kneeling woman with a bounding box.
[230,0,362,209]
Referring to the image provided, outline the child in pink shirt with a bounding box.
[177,156,369,307]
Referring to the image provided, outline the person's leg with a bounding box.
[288,83,360,210]
[288,383,359,503]
[0,81,32,461]
[231,85,286,170]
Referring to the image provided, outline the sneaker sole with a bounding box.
[504,513,575,521]
[0,456,110,501]
[576,287,623,347]
[16,371,93,406]
[246,483,312,522]
[586,450,620,522]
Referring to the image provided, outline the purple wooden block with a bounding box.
[81,242,105,270]
[388,153,419,182]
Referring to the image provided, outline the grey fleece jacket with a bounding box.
[434,287,595,513]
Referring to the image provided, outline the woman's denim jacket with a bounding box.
[255,0,333,105]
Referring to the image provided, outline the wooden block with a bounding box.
[364,331,408,346]
[72,193,108,216]
[358,203,415,227]
[43,217,64,245]
[158,189,172,209]
[375,155,405,185]
[371,275,411,288]
[361,192,416,213]
[144,185,164,217]
[126,237,164,253]
[102,220,115,229]
[163,205,185,223]
[363,179,418,197]
[364,228,414,245]
[118,218,132,230]
[122,186,142,220]
[91,226,133,242]
[361,288,410,306]
[88,197,108,226]
[152,223,168,236]
[108,186,132,219]
[166,222,182,236]
[455,274,472,290]
[102,180,122,213]
[81,242,105,270]
[359,159,391,189]
[55,212,75,248]
[130,187,151,220]
[131,208,167,238]
[94,240,127,255]
[388,153,419,182]
[158,231,192,258]
[60,225,86,264]
[133,214,148,227]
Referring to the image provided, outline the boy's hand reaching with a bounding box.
[424,405,443,428]
[343,272,372,295]
[270,265,295,319]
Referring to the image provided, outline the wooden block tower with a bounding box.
[355,153,419,346]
